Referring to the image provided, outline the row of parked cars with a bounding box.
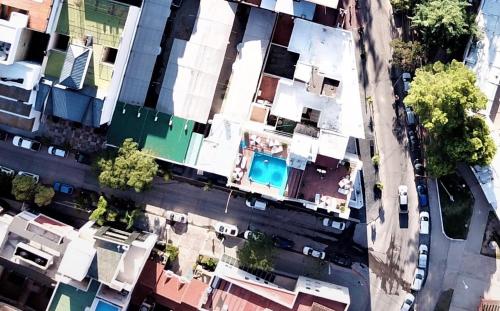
[11,135,91,164]
[399,73,432,311]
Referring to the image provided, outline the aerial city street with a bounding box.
[0,0,499,310]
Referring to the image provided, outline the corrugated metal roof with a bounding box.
[59,45,91,90]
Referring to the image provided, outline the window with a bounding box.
[53,33,70,51]
[102,47,118,64]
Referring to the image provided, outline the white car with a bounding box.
[403,72,411,93]
[398,185,408,213]
[418,244,428,268]
[419,211,430,234]
[400,293,415,311]
[322,218,346,231]
[246,199,267,211]
[0,165,15,176]
[17,171,39,183]
[214,222,238,236]
[166,211,187,223]
[12,136,40,151]
[302,246,326,260]
[411,268,425,291]
[48,146,68,158]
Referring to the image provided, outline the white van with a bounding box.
[246,199,267,211]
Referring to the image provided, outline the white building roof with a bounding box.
[196,114,241,177]
[465,0,500,218]
[157,0,236,123]
[272,19,365,139]
[0,61,41,90]
[260,0,316,20]
[221,7,275,122]
[318,130,350,159]
[57,238,96,282]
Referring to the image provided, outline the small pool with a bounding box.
[249,153,288,192]
[95,300,120,311]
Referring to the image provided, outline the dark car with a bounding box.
[414,159,425,176]
[417,184,429,207]
[53,182,74,194]
[272,235,295,250]
[331,254,352,268]
[75,151,91,164]
[0,129,7,141]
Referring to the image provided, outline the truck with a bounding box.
[12,136,41,151]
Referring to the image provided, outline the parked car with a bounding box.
[400,293,415,311]
[214,222,238,236]
[411,268,425,291]
[417,184,428,207]
[53,182,74,194]
[302,246,326,260]
[17,171,39,183]
[48,146,68,158]
[166,211,188,223]
[0,165,15,177]
[413,159,425,176]
[75,151,91,164]
[398,185,408,213]
[0,129,7,141]
[272,235,295,250]
[243,230,265,241]
[419,212,430,235]
[405,106,417,128]
[402,72,411,94]
[418,244,428,269]
[322,218,346,230]
[331,254,352,268]
[12,136,40,151]
[246,198,267,211]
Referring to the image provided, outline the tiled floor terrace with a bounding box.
[297,155,350,203]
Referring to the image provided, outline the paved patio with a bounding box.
[40,118,106,153]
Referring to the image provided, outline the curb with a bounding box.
[433,178,466,242]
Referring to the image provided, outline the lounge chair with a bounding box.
[240,156,248,170]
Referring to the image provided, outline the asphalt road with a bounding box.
[0,138,368,310]
[353,0,423,309]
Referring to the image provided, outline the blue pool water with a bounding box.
[249,153,288,191]
[95,300,120,311]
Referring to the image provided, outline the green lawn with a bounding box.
[438,173,474,239]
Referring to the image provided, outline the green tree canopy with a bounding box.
[412,0,476,47]
[97,138,158,192]
[90,196,108,226]
[390,39,426,72]
[237,233,275,271]
[11,175,37,201]
[34,185,55,207]
[404,60,496,177]
[390,0,415,13]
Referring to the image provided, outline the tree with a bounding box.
[11,175,36,201]
[390,40,426,72]
[34,185,55,207]
[390,0,415,13]
[404,60,496,177]
[90,196,108,226]
[97,138,158,192]
[123,209,142,230]
[412,0,476,48]
[237,234,275,271]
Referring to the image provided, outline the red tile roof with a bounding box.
[135,260,208,310]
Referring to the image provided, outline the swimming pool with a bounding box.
[249,153,288,192]
[95,300,120,311]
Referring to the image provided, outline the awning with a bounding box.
[58,238,96,282]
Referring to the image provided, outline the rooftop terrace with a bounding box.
[45,0,129,90]
[0,0,55,32]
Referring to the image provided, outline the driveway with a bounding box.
[417,166,500,310]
